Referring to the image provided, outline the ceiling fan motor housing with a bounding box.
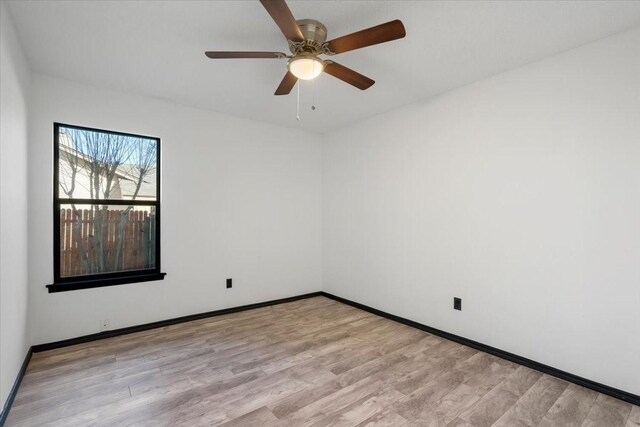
[289,19,329,55]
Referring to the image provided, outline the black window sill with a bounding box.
[46,273,166,293]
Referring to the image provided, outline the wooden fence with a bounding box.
[59,207,156,277]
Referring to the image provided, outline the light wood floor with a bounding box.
[7,296,639,426]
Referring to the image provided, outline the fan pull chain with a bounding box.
[311,79,316,111]
[296,81,301,121]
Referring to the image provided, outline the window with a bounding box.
[48,123,164,292]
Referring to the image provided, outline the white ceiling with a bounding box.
[6,0,640,133]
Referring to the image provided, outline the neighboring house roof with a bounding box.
[116,166,156,199]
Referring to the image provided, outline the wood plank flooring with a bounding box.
[6,296,638,426]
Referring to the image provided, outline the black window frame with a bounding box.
[47,123,165,293]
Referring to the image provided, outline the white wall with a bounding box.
[0,2,31,410]
[323,28,640,395]
[28,74,322,344]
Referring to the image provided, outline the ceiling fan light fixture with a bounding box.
[288,56,324,80]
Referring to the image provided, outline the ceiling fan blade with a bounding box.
[205,51,287,59]
[325,20,406,55]
[259,0,304,42]
[323,61,375,90]
[275,71,298,95]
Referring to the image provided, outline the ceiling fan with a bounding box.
[205,0,406,95]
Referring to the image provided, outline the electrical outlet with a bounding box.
[100,319,111,331]
[454,297,462,311]
[226,278,232,289]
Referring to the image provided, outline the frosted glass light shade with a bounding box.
[288,57,324,80]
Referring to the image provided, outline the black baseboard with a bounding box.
[0,347,32,426]
[32,292,322,353]
[320,291,640,406]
